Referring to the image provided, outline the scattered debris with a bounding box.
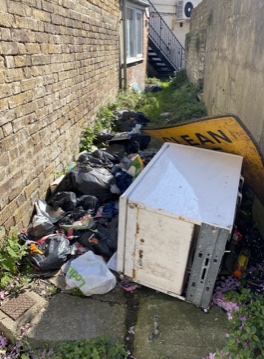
[16,122,154,299]
[120,280,140,292]
[5,111,262,316]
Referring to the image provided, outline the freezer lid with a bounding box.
[123,143,243,230]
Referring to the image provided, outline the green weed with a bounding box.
[0,227,28,290]
[140,71,207,126]
[79,89,144,152]
[49,334,127,359]
[80,71,207,151]
[145,77,161,85]
[214,288,264,359]
[222,289,264,359]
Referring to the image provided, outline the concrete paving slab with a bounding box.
[0,291,48,343]
[133,289,228,359]
[26,285,127,348]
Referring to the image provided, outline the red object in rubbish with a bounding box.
[232,228,243,243]
[120,280,140,292]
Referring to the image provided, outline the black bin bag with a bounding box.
[49,166,114,202]
[50,191,77,211]
[28,234,71,271]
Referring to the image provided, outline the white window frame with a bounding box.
[126,5,144,63]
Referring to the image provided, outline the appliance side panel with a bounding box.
[186,223,230,309]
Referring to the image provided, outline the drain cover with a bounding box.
[1,293,37,320]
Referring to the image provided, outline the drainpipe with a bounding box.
[122,0,127,89]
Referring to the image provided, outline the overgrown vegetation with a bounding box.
[80,70,207,152]
[49,335,127,359]
[0,333,127,359]
[203,276,264,359]
[217,289,264,359]
[0,227,28,291]
[79,89,145,152]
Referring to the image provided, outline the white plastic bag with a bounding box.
[65,251,116,296]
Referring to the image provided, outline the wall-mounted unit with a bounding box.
[176,1,194,20]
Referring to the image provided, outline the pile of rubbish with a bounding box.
[19,111,155,296]
[18,109,264,300]
[221,186,264,296]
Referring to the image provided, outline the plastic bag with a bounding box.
[50,166,113,201]
[27,214,55,239]
[50,191,77,211]
[28,234,71,271]
[35,199,64,223]
[65,251,116,296]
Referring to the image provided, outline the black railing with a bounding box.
[148,0,185,70]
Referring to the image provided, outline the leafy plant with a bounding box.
[145,77,161,85]
[80,70,207,151]
[170,82,207,122]
[207,285,264,359]
[49,334,127,359]
[79,89,144,152]
[169,69,188,89]
[221,289,264,359]
[0,227,27,289]
[0,333,127,359]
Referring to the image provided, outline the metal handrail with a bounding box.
[148,0,185,70]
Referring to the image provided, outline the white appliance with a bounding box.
[117,143,243,308]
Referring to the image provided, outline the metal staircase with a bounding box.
[148,0,185,77]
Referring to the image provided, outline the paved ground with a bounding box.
[0,276,228,359]
[133,288,227,359]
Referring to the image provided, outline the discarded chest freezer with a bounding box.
[117,143,243,309]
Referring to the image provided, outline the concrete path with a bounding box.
[133,289,227,359]
[0,280,228,359]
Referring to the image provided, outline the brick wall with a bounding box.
[0,0,120,235]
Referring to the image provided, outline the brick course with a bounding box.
[0,0,120,232]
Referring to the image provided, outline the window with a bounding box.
[126,6,143,61]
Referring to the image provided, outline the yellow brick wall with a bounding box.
[0,0,120,234]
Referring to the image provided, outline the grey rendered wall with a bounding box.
[186,0,264,154]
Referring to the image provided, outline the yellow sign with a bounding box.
[143,115,264,204]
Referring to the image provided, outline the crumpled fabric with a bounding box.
[112,167,133,194]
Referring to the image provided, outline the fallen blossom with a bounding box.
[211,276,240,320]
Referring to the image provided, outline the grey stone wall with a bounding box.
[0,0,120,234]
[186,0,264,154]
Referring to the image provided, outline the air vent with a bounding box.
[176,1,184,20]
